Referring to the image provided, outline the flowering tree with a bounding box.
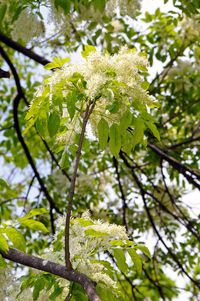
[0,0,200,300]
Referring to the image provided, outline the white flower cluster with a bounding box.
[11,8,44,43]
[44,46,154,142]
[48,0,141,26]
[0,213,129,299]
[0,266,68,301]
[179,14,200,41]
[106,0,141,18]
[46,212,128,289]
[0,268,11,300]
[167,60,200,92]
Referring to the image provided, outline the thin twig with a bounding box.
[113,157,128,233]
[65,100,96,270]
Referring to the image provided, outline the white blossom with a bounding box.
[11,8,44,43]
[111,20,124,32]
[179,14,200,41]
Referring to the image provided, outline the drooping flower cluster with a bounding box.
[106,0,141,18]
[11,8,44,43]
[0,213,146,300]
[0,268,11,300]
[47,212,129,290]
[27,46,156,148]
[179,14,200,41]
[0,266,66,301]
[48,0,141,25]
[167,59,200,93]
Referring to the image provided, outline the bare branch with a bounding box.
[113,157,128,233]
[120,152,200,289]
[0,32,50,66]
[148,143,200,190]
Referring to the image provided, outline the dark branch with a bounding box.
[0,68,10,78]
[120,152,200,289]
[1,248,100,301]
[0,32,50,66]
[38,133,71,182]
[113,157,128,233]
[168,135,200,149]
[148,143,200,190]
[0,45,62,233]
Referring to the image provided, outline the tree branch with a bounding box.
[113,157,128,233]
[0,32,50,66]
[0,68,10,78]
[168,135,200,149]
[1,248,100,301]
[0,45,62,233]
[148,143,200,190]
[120,152,200,289]
[65,100,96,270]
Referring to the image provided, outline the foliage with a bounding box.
[0,0,200,300]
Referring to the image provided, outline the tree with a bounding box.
[0,0,200,300]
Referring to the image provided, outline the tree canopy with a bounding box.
[0,0,200,300]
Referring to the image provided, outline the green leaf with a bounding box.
[33,278,46,301]
[0,4,7,24]
[71,283,88,301]
[128,249,142,274]
[141,81,150,90]
[109,123,121,157]
[75,218,94,227]
[113,248,128,274]
[48,112,60,137]
[109,240,125,247]
[94,0,106,12]
[121,130,133,154]
[5,227,26,252]
[0,254,7,268]
[18,219,49,233]
[132,118,145,146]
[71,291,88,301]
[119,110,132,133]
[85,229,108,237]
[0,178,9,188]
[110,240,134,247]
[81,45,96,58]
[106,101,120,113]
[59,151,69,169]
[55,0,71,14]
[35,118,47,137]
[0,233,9,252]
[96,284,117,301]
[20,208,48,219]
[98,118,109,150]
[136,245,151,259]
[145,121,160,141]
[49,285,63,300]
[66,91,77,120]
[45,57,70,70]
